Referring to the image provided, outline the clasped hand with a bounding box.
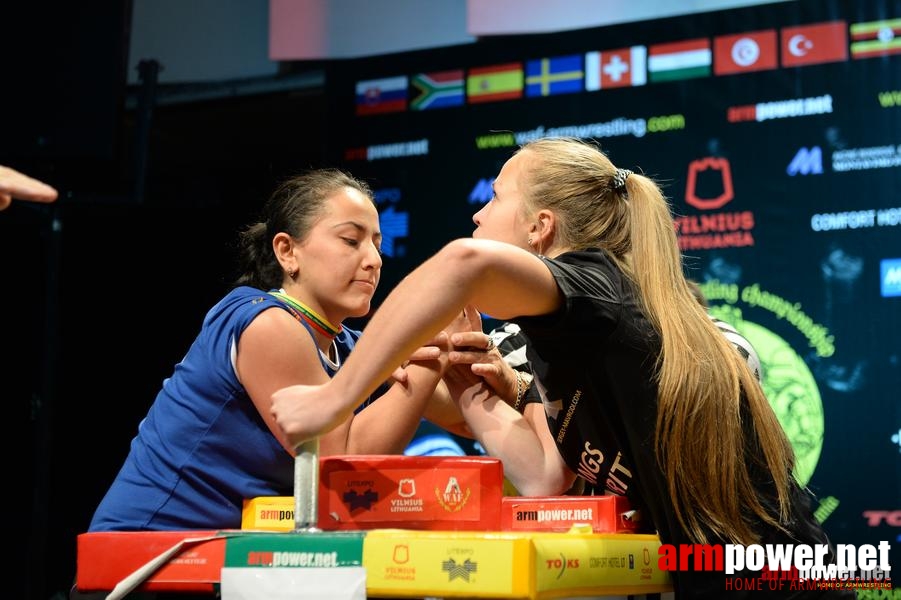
[399,306,519,404]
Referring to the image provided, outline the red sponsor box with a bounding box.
[75,530,227,593]
[75,530,367,594]
[319,455,504,531]
[500,495,641,533]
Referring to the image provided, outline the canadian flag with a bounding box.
[585,46,647,90]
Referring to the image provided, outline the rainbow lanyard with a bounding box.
[268,290,341,339]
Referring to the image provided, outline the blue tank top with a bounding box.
[88,286,361,531]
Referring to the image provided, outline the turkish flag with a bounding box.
[781,21,848,67]
[714,30,778,75]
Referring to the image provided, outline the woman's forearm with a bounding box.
[327,241,489,425]
[271,239,560,449]
[344,362,443,455]
[456,387,574,496]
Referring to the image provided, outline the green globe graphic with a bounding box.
[712,310,824,486]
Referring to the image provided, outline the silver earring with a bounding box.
[288,270,296,279]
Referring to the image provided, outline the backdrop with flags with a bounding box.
[325,0,901,582]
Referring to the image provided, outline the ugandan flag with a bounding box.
[410,70,465,111]
[850,18,901,59]
[467,63,523,104]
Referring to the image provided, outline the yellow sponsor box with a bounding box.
[242,499,673,598]
[363,529,533,598]
[531,529,672,598]
[241,496,295,531]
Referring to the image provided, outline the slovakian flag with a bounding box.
[467,63,524,103]
[780,21,848,67]
[410,70,465,110]
[648,38,711,82]
[355,76,408,116]
[850,18,901,59]
[585,46,647,90]
[525,54,584,97]
[713,30,778,75]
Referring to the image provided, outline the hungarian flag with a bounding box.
[648,38,711,82]
[714,30,778,75]
[585,47,647,90]
[850,18,901,59]
[780,21,848,67]
[467,63,524,103]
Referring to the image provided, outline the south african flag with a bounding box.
[410,70,465,111]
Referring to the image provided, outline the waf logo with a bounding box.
[435,476,471,512]
[686,157,734,209]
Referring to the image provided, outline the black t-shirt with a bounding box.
[512,249,853,599]
[513,249,657,499]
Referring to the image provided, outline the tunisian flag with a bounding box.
[714,30,778,75]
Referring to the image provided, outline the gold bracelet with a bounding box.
[511,372,523,411]
[511,371,533,412]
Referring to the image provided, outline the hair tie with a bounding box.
[612,168,633,191]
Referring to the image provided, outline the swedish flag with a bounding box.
[525,54,584,97]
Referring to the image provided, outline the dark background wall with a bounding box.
[4,4,329,594]
[8,98,330,600]
[316,14,901,590]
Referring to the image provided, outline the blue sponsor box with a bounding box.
[881,258,901,297]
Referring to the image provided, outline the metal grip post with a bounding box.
[293,438,320,531]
